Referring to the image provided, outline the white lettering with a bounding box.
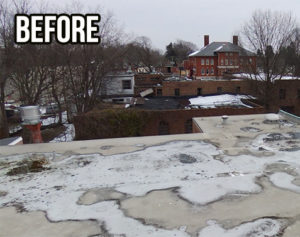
[86,15,100,43]
[15,15,30,43]
[44,15,56,43]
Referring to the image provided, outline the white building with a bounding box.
[102,71,135,97]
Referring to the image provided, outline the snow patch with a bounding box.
[189,94,253,108]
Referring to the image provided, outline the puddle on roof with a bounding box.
[0,207,102,237]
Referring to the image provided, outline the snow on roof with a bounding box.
[189,94,253,108]
[214,44,225,51]
[189,42,255,57]
[188,50,200,57]
[2,114,300,236]
[233,73,300,81]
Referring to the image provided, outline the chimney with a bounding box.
[204,35,209,46]
[233,35,238,45]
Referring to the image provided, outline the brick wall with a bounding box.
[274,80,300,115]
[74,106,265,140]
[142,107,265,136]
[161,80,254,96]
[134,74,166,96]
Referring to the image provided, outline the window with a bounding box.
[158,121,169,135]
[211,59,214,65]
[249,58,253,64]
[240,58,244,64]
[211,68,214,75]
[197,88,202,95]
[225,59,228,65]
[175,88,180,96]
[157,88,162,96]
[185,119,193,133]
[279,89,286,99]
[122,80,132,89]
[225,53,228,56]
[230,59,233,65]
[230,53,233,56]
[221,59,224,65]
[236,86,241,94]
[206,69,209,75]
[217,87,222,94]
[201,59,205,65]
[206,59,209,65]
[201,68,205,75]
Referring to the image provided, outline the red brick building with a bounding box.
[184,35,256,79]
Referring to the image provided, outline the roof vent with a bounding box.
[264,113,280,123]
[222,115,229,124]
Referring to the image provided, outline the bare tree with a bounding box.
[0,0,20,138]
[57,8,127,114]
[240,10,297,110]
[125,36,164,73]
[10,45,51,105]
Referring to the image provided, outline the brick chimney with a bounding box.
[233,35,238,45]
[204,35,209,46]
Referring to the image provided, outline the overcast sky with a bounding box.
[38,0,300,51]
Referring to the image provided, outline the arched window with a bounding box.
[158,121,169,135]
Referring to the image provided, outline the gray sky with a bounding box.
[38,0,300,50]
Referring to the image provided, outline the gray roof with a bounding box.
[189,42,256,57]
[0,137,21,146]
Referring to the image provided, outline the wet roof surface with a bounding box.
[1,114,300,236]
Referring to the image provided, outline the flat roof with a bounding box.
[1,114,300,236]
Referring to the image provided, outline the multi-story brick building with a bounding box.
[184,35,256,79]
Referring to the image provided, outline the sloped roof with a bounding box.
[189,42,256,57]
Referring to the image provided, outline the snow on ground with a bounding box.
[41,111,68,126]
[189,94,253,108]
[50,124,75,143]
[41,111,75,142]
[8,125,22,134]
[1,138,300,236]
